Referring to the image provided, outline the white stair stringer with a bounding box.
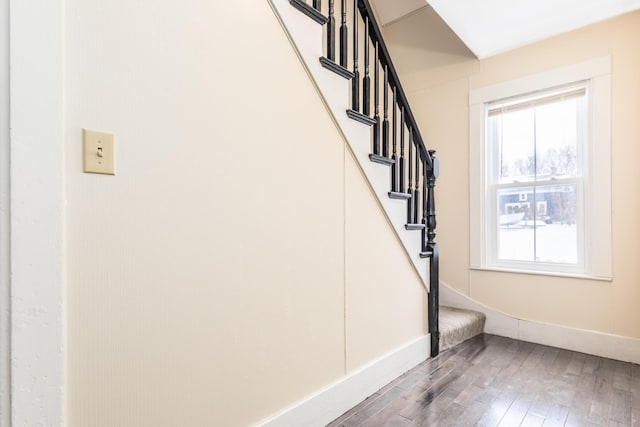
[269,0,429,288]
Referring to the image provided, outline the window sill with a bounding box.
[469,266,612,282]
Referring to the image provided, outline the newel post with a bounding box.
[426,150,440,357]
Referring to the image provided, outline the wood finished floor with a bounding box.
[327,334,640,427]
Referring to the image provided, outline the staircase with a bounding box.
[439,306,486,351]
[274,0,444,355]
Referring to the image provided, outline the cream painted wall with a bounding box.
[64,1,426,426]
[345,149,426,372]
[384,10,640,339]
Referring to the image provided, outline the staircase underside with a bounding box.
[439,306,486,351]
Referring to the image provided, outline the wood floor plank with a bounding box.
[496,394,532,427]
[452,401,487,426]
[475,387,518,426]
[590,399,613,425]
[519,411,545,427]
[358,392,419,427]
[340,387,406,427]
[566,351,587,376]
[615,361,633,393]
[610,388,633,425]
[546,402,570,425]
[403,389,458,425]
[380,415,416,427]
[326,393,382,427]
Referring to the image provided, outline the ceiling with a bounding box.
[371,0,640,59]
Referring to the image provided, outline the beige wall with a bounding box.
[64,1,425,426]
[345,152,427,371]
[385,9,640,339]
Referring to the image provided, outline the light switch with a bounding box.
[83,129,115,175]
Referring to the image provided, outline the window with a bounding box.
[488,82,586,269]
[469,58,612,280]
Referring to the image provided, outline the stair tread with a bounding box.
[405,223,425,230]
[346,109,376,126]
[319,57,355,79]
[439,306,486,351]
[289,0,328,24]
[388,191,411,200]
[369,153,394,166]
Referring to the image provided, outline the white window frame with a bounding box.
[469,57,612,280]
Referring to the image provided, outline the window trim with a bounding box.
[469,57,612,281]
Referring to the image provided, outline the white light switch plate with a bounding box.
[83,129,114,175]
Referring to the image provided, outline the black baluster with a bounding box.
[388,107,409,198]
[327,0,335,61]
[399,107,405,191]
[340,0,348,67]
[422,157,428,244]
[362,16,370,116]
[372,41,380,155]
[391,88,398,192]
[407,128,414,223]
[426,150,440,357]
[313,0,320,11]
[413,148,420,225]
[426,151,438,250]
[382,65,389,158]
[351,0,359,111]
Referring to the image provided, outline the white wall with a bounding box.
[384,9,640,340]
[9,0,65,425]
[64,1,426,425]
[0,0,10,424]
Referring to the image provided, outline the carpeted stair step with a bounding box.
[439,306,486,352]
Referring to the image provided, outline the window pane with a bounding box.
[534,97,581,179]
[489,109,535,184]
[496,185,578,264]
[497,187,534,262]
[533,184,578,264]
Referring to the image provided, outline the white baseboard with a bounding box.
[256,335,430,427]
[440,281,640,364]
[517,319,640,365]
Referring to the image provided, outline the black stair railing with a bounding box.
[288,0,440,357]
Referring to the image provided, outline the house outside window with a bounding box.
[469,58,612,280]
